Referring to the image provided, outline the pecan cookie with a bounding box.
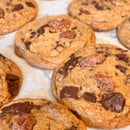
[117,18,130,50]
[68,0,130,31]
[0,53,22,108]
[0,98,86,130]
[52,44,130,128]
[0,0,38,35]
[14,15,96,69]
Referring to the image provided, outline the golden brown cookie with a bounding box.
[0,53,22,108]
[0,0,38,35]
[14,14,96,69]
[0,98,86,130]
[68,0,130,31]
[52,43,130,129]
[117,17,130,50]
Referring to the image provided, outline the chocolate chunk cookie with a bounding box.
[0,98,86,130]
[52,44,130,128]
[14,15,96,69]
[68,0,130,31]
[117,18,130,49]
[0,0,38,35]
[0,53,22,107]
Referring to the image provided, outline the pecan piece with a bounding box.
[80,53,105,68]
[60,30,76,39]
[92,74,115,92]
[12,114,36,130]
[49,18,70,33]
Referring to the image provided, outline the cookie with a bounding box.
[14,14,96,69]
[0,53,22,107]
[52,44,130,128]
[0,98,86,130]
[117,18,130,50]
[68,0,130,31]
[0,0,38,35]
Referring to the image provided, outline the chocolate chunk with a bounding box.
[0,53,5,60]
[6,73,19,81]
[37,26,45,35]
[64,54,80,69]
[71,26,77,30]
[80,8,91,15]
[60,30,76,39]
[92,74,115,92]
[12,4,24,11]
[83,92,96,103]
[100,92,125,113]
[0,8,5,18]
[58,54,80,77]
[25,2,35,8]
[37,24,49,36]
[58,68,68,78]
[95,3,111,10]
[60,86,79,99]
[6,73,20,96]
[71,110,80,118]
[70,126,77,130]
[115,65,127,73]
[2,102,33,114]
[12,114,36,130]
[115,54,128,62]
[80,53,105,68]
[25,41,32,50]
[7,81,19,96]
[30,32,36,38]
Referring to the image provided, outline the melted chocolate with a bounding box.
[60,86,79,99]
[12,4,24,11]
[100,92,125,113]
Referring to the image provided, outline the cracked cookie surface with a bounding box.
[14,15,95,69]
[68,0,130,31]
[0,98,86,130]
[0,0,38,35]
[52,44,130,128]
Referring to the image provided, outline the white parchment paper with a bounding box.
[0,0,129,129]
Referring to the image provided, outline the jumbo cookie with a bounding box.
[0,53,22,107]
[14,15,96,69]
[52,44,130,128]
[68,0,130,31]
[0,98,86,130]
[117,17,130,50]
[0,0,38,35]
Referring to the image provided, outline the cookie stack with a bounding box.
[0,0,130,130]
